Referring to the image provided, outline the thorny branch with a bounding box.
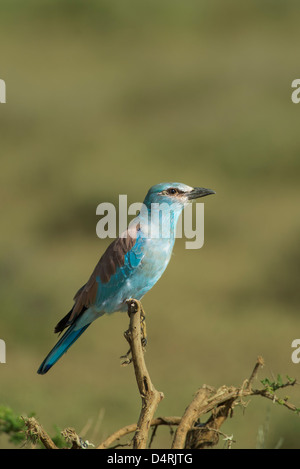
[97,346,299,450]
[22,417,58,450]
[22,417,92,449]
[18,302,299,449]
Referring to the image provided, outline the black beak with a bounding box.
[187,187,216,200]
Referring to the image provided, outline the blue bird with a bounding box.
[37,182,215,374]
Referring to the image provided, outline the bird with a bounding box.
[37,182,215,374]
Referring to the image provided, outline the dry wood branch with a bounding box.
[17,312,299,450]
[21,327,296,450]
[22,418,92,449]
[122,299,164,449]
[21,344,297,450]
[96,417,181,449]
[96,341,299,450]
[61,427,93,449]
[172,357,298,449]
[22,417,58,449]
[185,396,236,449]
[171,385,215,449]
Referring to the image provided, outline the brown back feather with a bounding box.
[55,224,139,331]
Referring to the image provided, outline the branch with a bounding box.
[17,354,298,450]
[171,385,215,449]
[96,331,299,450]
[21,418,93,449]
[22,417,58,449]
[61,427,94,449]
[122,299,164,449]
[97,417,181,449]
[174,357,298,449]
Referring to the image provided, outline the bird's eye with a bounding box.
[167,188,178,195]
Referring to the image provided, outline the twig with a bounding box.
[206,426,236,449]
[252,387,298,411]
[148,424,158,448]
[246,356,265,390]
[107,441,132,449]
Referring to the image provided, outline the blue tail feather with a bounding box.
[37,323,90,375]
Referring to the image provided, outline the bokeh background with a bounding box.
[1,0,300,449]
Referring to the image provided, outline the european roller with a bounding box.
[37,182,215,374]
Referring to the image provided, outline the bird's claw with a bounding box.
[140,307,147,351]
[120,347,132,366]
[121,301,147,365]
[141,337,147,348]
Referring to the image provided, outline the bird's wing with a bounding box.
[55,223,142,332]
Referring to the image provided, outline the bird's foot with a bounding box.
[125,298,147,350]
[121,300,147,365]
[140,306,147,351]
[120,346,132,366]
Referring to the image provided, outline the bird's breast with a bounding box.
[140,237,174,275]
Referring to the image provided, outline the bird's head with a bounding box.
[137,182,215,238]
[143,182,215,210]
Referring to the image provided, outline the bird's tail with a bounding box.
[37,323,90,375]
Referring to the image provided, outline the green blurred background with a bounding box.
[1,0,300,449]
